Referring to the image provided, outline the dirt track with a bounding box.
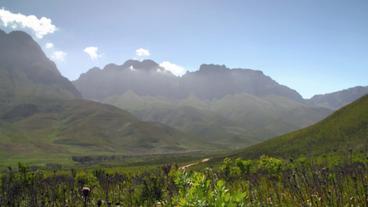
[180,158,210,170]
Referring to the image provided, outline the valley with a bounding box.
[0,29,366,166]
[0,1,367,204]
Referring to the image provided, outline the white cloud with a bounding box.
[0,8,57,38]
[45,42,54,49]
[159,61,187,76]
[135,48,150,58]
[50,50,66,62]
[129,65,136,71]
[83,46,101,60]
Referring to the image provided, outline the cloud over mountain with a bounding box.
[0,8,57,38]
[160,61,187,76]
[136,48,150,58]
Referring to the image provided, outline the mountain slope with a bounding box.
[73,60,331,148]
[180,64,303,101]
[104,91,331,148]
[0,30,80,101]
[233,95,368,158]
[74,60,178,100]
[0,99,208,161]
[104,92,247,146]
[0,30,211,163]
[75,60,331,148]
[307,86,368,110]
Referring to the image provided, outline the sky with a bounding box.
[0,0,367,98]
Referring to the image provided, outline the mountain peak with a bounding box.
[103,63,119,71]
[0,29,33,40]
[0,29,6,36]
[197,64,265,77]
[198,64,229,73]
[8,30,34,40]
[0,29,81,100]
[121,59,160,71]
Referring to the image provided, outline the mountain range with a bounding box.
[0,29,367,164]
[75,59,368,110]
[75,61,304,101]
[0,30,211,164]
[74,60,335,147]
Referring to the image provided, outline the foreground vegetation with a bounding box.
[1,154,367,206]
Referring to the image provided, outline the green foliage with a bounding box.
[0,155,367,206]
[256,155,284,174]
[173,171,246,207]
[235,158,252,175]
[76,170,98,187]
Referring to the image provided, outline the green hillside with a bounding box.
[104,91,331,148]
[0,98,213,165]
[232,95,368,159]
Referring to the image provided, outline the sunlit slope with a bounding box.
[0,99,211,162]
[233,95,368,158]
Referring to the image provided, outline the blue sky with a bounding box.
[0,0,367,98]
